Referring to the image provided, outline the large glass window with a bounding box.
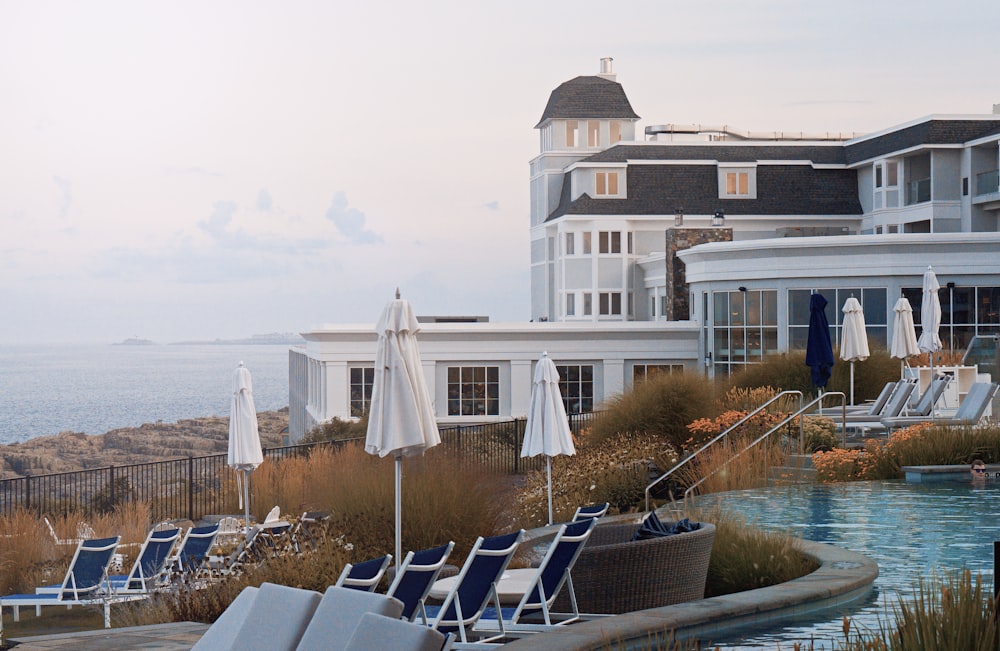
[350,367,374,417]
[447,366,499,416]
[788,288,888,351]
[556,364,594,414]
[633,364,682,384]
[710,290,778,375]
[902,285,1000,352]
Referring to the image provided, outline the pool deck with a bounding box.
[5,622,208,650]
[6,514,878,651]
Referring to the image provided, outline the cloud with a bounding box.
[484,200,499,211]
[52,176,72,219]
[257,189,273,212]
[197,201,238,241]
[324,192,382,245]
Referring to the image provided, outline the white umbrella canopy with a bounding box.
[229,362,263,538]
[917,265,943,375]
[840,297,870,405]
[365,292,440,568]
[890,297,921,379]
[520,352,576,525]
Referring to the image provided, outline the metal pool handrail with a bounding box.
[682,391,846,500]
[644,390,803,511]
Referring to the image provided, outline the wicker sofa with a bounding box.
[554,519,716,615]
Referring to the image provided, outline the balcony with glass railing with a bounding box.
[975,169,999,196]
[905,178,931,205]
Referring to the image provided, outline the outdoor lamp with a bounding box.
[704,351,713,368]
[674,206,684,227]
[712,209,725,227]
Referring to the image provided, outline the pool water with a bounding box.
[690,479,1000,649]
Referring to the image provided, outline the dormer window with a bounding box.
[718,164,757,199]
[595,171,620,196]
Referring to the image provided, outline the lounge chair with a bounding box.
[296,585,405,651]
[903,375,951,416]
[838,380,917,433]
[42,516,82,547]
[882,381,999,431]
[335,554,392,592]
[216,516,243,546]
[190,582,321,651]
[170,524,220,578]
[473,517,597,641]
[571,503,609,522]
[387,542,456,622]
[421,530,524,644]
[0,536,122,634]
[290,511,330,553]
[819,380,897,416]
[343,612,450,651]
[36,526,181,595]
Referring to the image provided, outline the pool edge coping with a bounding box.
[504,517,878,651]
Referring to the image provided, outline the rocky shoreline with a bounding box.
[0,409,289,479]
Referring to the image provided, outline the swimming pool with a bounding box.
[691,479,1000,649]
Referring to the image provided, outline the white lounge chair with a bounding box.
[882,381,999,431]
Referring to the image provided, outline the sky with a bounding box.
[2,0,998,344]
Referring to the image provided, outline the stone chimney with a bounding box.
[597,57,616,82]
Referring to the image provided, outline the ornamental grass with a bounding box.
[813,423,1000,482]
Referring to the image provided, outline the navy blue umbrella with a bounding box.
[805,293,835,389]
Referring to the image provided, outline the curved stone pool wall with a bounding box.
[504,514,877,651]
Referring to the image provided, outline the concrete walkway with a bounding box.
[5,622,208,650]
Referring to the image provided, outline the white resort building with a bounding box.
[288,59,1000,441]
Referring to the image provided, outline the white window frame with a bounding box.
[595,171,620,197]
[598,231,621,254]
[564,232,575,256]
[717,164,757,199]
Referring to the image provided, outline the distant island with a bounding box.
[170,332,305,345]
[114,338,156,346]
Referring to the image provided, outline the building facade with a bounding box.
[289,59,1000,440]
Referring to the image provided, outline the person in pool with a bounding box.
[971,459,989,482]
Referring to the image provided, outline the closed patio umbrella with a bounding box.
[365,290,440,569]
[917,265,943,377]
[890,297,920,379]
[520,352,576,526]
[229,362,263,541]
[840,297,870,406]
[805,293,834,392]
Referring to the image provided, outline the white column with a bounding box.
[603,359,625,403]
[510,360,533,418]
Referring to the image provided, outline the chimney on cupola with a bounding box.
[597,57,616,81]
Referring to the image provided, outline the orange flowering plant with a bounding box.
[812,423,936,482]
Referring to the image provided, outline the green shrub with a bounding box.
[590,373,719,449]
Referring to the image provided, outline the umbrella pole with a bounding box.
[546,457,553,526]
[395,455,402,572]
[850,362,855,406]
[243,469,251,543]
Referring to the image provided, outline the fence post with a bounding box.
[188,456,194,522]
[25,474,31,513]
[109,465,116,510]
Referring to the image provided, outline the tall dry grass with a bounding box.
[590,372,720,449]
[238,443,513,561]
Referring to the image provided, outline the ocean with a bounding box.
[0,343,295,445]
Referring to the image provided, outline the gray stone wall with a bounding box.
[665,227,732,320]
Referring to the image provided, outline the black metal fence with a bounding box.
[0,412,598,522]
